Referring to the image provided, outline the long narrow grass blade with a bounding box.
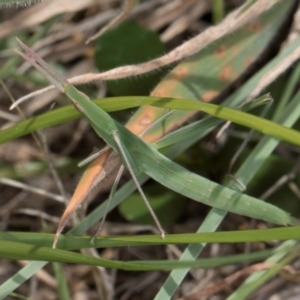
[53,262,71,300]
[1,227,300,250]
[0,240,279,270]
[4,94,300,149]
[0,96,272,145]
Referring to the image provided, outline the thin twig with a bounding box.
[178,263,274,300]
[260,159,300,200]
[16,208,61,223]
[0,109,20,122]
[37,131,69,203]
[0,79,43,151]
[0,191,28,215]
[0,177,65,203]
[86,0,137,44]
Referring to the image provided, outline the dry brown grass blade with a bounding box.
[246,45,300,102]
[11,0,280,110]
[178,263,274,300]
[0,0,97,40]
[52,150,113,248]
[1,77,69,206]
[0,177,65,203]
[86,0,138,44]
[160,1,210,43]
[140,0,198,32]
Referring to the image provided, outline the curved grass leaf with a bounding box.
[0,240,278,270]
[3,95,300,149]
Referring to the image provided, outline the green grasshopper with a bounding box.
[15,38,298,249]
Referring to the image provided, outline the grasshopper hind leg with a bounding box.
[91,164,125,244]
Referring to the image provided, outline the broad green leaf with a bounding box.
[94,21,166,96]
[119,184,185,226]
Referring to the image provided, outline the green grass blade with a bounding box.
[157,95,270,148]
[227,90,300,299]
[212,0,224,23]
[2,227,300,250]
[0,261,47,300]
[8,292,32,300]
[4,94,300,149]
[53,263,71,300]
[0,240,279,271]
[154,208,224,300]
[272,60,300,120]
